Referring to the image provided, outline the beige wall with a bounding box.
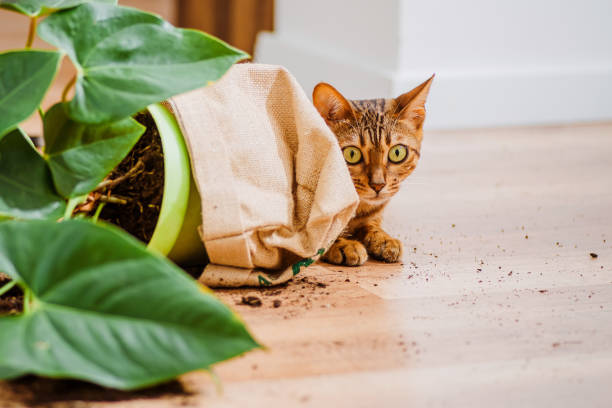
[0,0,178,136]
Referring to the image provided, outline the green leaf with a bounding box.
[0,50,61,138]
[0,0,115,17]
[0,365,26,380]
[0,219,259,390]
[38,3,248,124]
[43,103,145,198]
[0,128,66,220]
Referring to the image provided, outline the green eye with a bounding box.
[388,144,408,163]
[342,146,362,164]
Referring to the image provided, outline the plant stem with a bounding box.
[38,106,45,130]
[26,17,38,48]
[0,280,16,297]
[62,75,77,103]
[92,202,106,222]
[64,195,87,220]
[23,289,31,314]
[209,369,224,395]
[64,200,76,219]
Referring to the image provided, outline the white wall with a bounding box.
[397,0,612,72]
[256,0,612,129]
[274,0,401,71]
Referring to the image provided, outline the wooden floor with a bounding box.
[3,123,612,407]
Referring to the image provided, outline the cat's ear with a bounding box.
[313,82,356,124]
[395,74,435,128]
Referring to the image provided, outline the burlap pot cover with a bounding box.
[166,64,359,287]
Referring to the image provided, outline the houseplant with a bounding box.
[0,0,256,390]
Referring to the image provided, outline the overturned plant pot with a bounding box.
[80,63,359,288]
[95,103,207,267]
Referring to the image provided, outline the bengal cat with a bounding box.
[313,75,434,266]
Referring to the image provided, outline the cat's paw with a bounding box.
[322,238,368,266]
[362,229,403,263]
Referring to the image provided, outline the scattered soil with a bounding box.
[216,275,337,320]
[97,111,165,243]
[0,376,189,407]
[240,296,262,307]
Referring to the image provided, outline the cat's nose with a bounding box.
[369,182,386,193]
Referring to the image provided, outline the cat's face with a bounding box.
[313,76,434,204]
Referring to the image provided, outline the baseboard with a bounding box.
[255,33,612,130]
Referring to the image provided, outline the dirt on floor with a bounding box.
[0,269,338,407]
[0,376,190,408]
[215,274,335,322]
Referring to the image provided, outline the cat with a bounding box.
[313,75,434,266]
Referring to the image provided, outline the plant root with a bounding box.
[95,159,145,192]
[96,111,164,243]
[99,195,129,205]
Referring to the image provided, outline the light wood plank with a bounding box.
[1,122,611,407]
[190,122,612,407]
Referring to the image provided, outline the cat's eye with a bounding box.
[342,146,362,164]
[388,144,408,163]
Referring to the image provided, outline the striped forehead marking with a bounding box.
[350,99,392,146]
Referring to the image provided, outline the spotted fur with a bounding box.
[313,75,434,266]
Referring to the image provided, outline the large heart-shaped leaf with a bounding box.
[0,219,259,390]
[0,50,61,139]
[0,365,25,380]
[0,0,115,16]
[43,103,145,197]
[0,128,66,220]
[38,3,248,124]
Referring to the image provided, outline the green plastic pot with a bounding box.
[145,103,207,266]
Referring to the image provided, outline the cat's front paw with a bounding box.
[322,238,368,266]
[362,228,402,263]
